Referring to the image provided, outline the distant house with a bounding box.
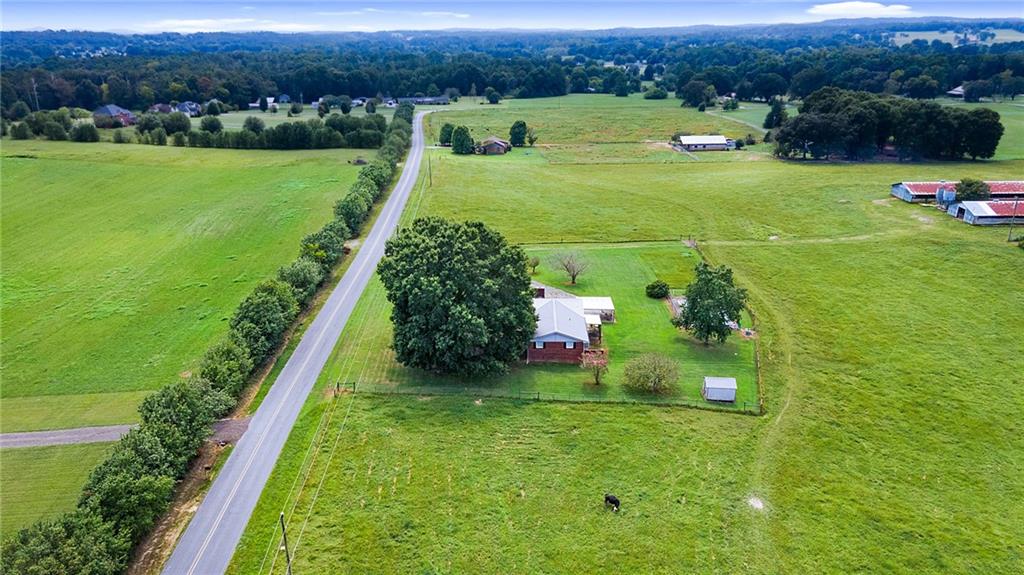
[702,377,737,402]
[248,97,277,110]
[147,103,172,114]
[946,85,965,98]
[352,98,366,107]
[93,104,136,126]
[947,200,1022,225]
[891,180,1024,203]
[528,298,593,363]
[676,135,735,151]
[176,101,201,117]
[277,94,291,104]
[479,136,511,155]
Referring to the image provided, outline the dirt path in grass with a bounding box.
[0,419,248,449]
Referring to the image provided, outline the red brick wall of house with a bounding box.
[527,343,584,363]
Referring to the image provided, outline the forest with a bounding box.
[2,22,1024,114]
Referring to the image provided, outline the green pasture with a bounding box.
[230,93,1024,574]
[892,28,1024,46]
[0,442,114,535]
[215,106,394,131]
[0,140,365,432]
[425,93,749,144]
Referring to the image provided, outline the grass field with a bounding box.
[0,140,365,432]
[229,94,1024,574]
[216,106,393,131]
[0,442,114,534]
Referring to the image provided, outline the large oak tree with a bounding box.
[378,217,536,376]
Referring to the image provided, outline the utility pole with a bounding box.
[1009,199,1020,243]
[279,512,293,575]
[428,156,432,187]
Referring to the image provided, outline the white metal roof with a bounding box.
[678,135,728,145]
[703,376,737,390]
[960,201,999,217]
[533,298,589,342]
[578,296,615,311]
[584,314,602,326]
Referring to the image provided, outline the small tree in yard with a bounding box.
[623,353,678,394]
[377,217,536,376]
[673,262,747,345]
[200,116,222,133]
[580,349,609,385]
[451,125,474,154]
[509,120,528,147]
[439,122,455,146]
[956,179,991,201]
[551,252,589,284]
[646,279,670,299]
[527,256,540,275]
[526,127,538,147]
[259,96,268,112]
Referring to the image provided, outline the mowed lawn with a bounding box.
[0,443,114,534]
[216,106,394,131]
[230,95,1023,574]
[285,242,757,409]
[0,140,364,432]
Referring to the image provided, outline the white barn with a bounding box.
[677,135,735,151]
[702,376,737,402]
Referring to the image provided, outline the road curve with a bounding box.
[162,111,429,575]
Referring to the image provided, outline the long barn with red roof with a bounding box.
[947,200,1023,225]
[891,180,1024,203]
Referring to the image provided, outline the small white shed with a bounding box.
[702,377,737,402]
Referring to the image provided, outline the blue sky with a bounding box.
[2,1,1021,32]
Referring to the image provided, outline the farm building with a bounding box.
[398,96,450,106]
[147,103,172,114]
[248,97,278,110]
[947,200,1022,225]
[479,136,511,155]
[946,85,965,98]
[528,298,593,363]
[702,377,737,402]
[92,104,136,126]
[578,297,616,322]
[891,180,1024,203]
[277,94,292,104]
[676,135,735,151]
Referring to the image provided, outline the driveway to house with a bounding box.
[161,111,429,575]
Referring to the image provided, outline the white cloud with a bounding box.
[420,11,470,19]
[140,18,321,33]
[807,1,913,18]
[316,8,470,19]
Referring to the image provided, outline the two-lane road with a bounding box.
[162,111,429,575]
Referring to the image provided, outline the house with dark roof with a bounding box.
[176,101,201,117]
[479,136,511,155]
[147,103,172,114]
[93,104,136,126]
[277,94,291,104]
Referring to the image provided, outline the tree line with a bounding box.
[3,35,1023,115]
[771,87,1004,160]
[0,101,417,573]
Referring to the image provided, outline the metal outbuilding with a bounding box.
[702,376,737,402]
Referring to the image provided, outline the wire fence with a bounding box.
[341,381,763,416]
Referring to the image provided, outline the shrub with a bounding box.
[697,102,706,112]
[278,257,326,306]
[150,127,168,145]
[161,111,191,135]
[623,353,679,394]
[243,115,265,133]
[112,129,133,143]
[70,123,100,142]
[172,131,186,146]
[643,86,668,99]
[10,121,32,139]
[43,121,67,140]
[136,113,162,134]
[198,339,254,398]
[290,102,303,115]
[200,115,223,133]
[451,125,474,154]
[300,219,350,271]
[509,120,528,146]
[645,279,670,299]
[334,193,370,233]
[439,122,454,145]
[229,279,299,364]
